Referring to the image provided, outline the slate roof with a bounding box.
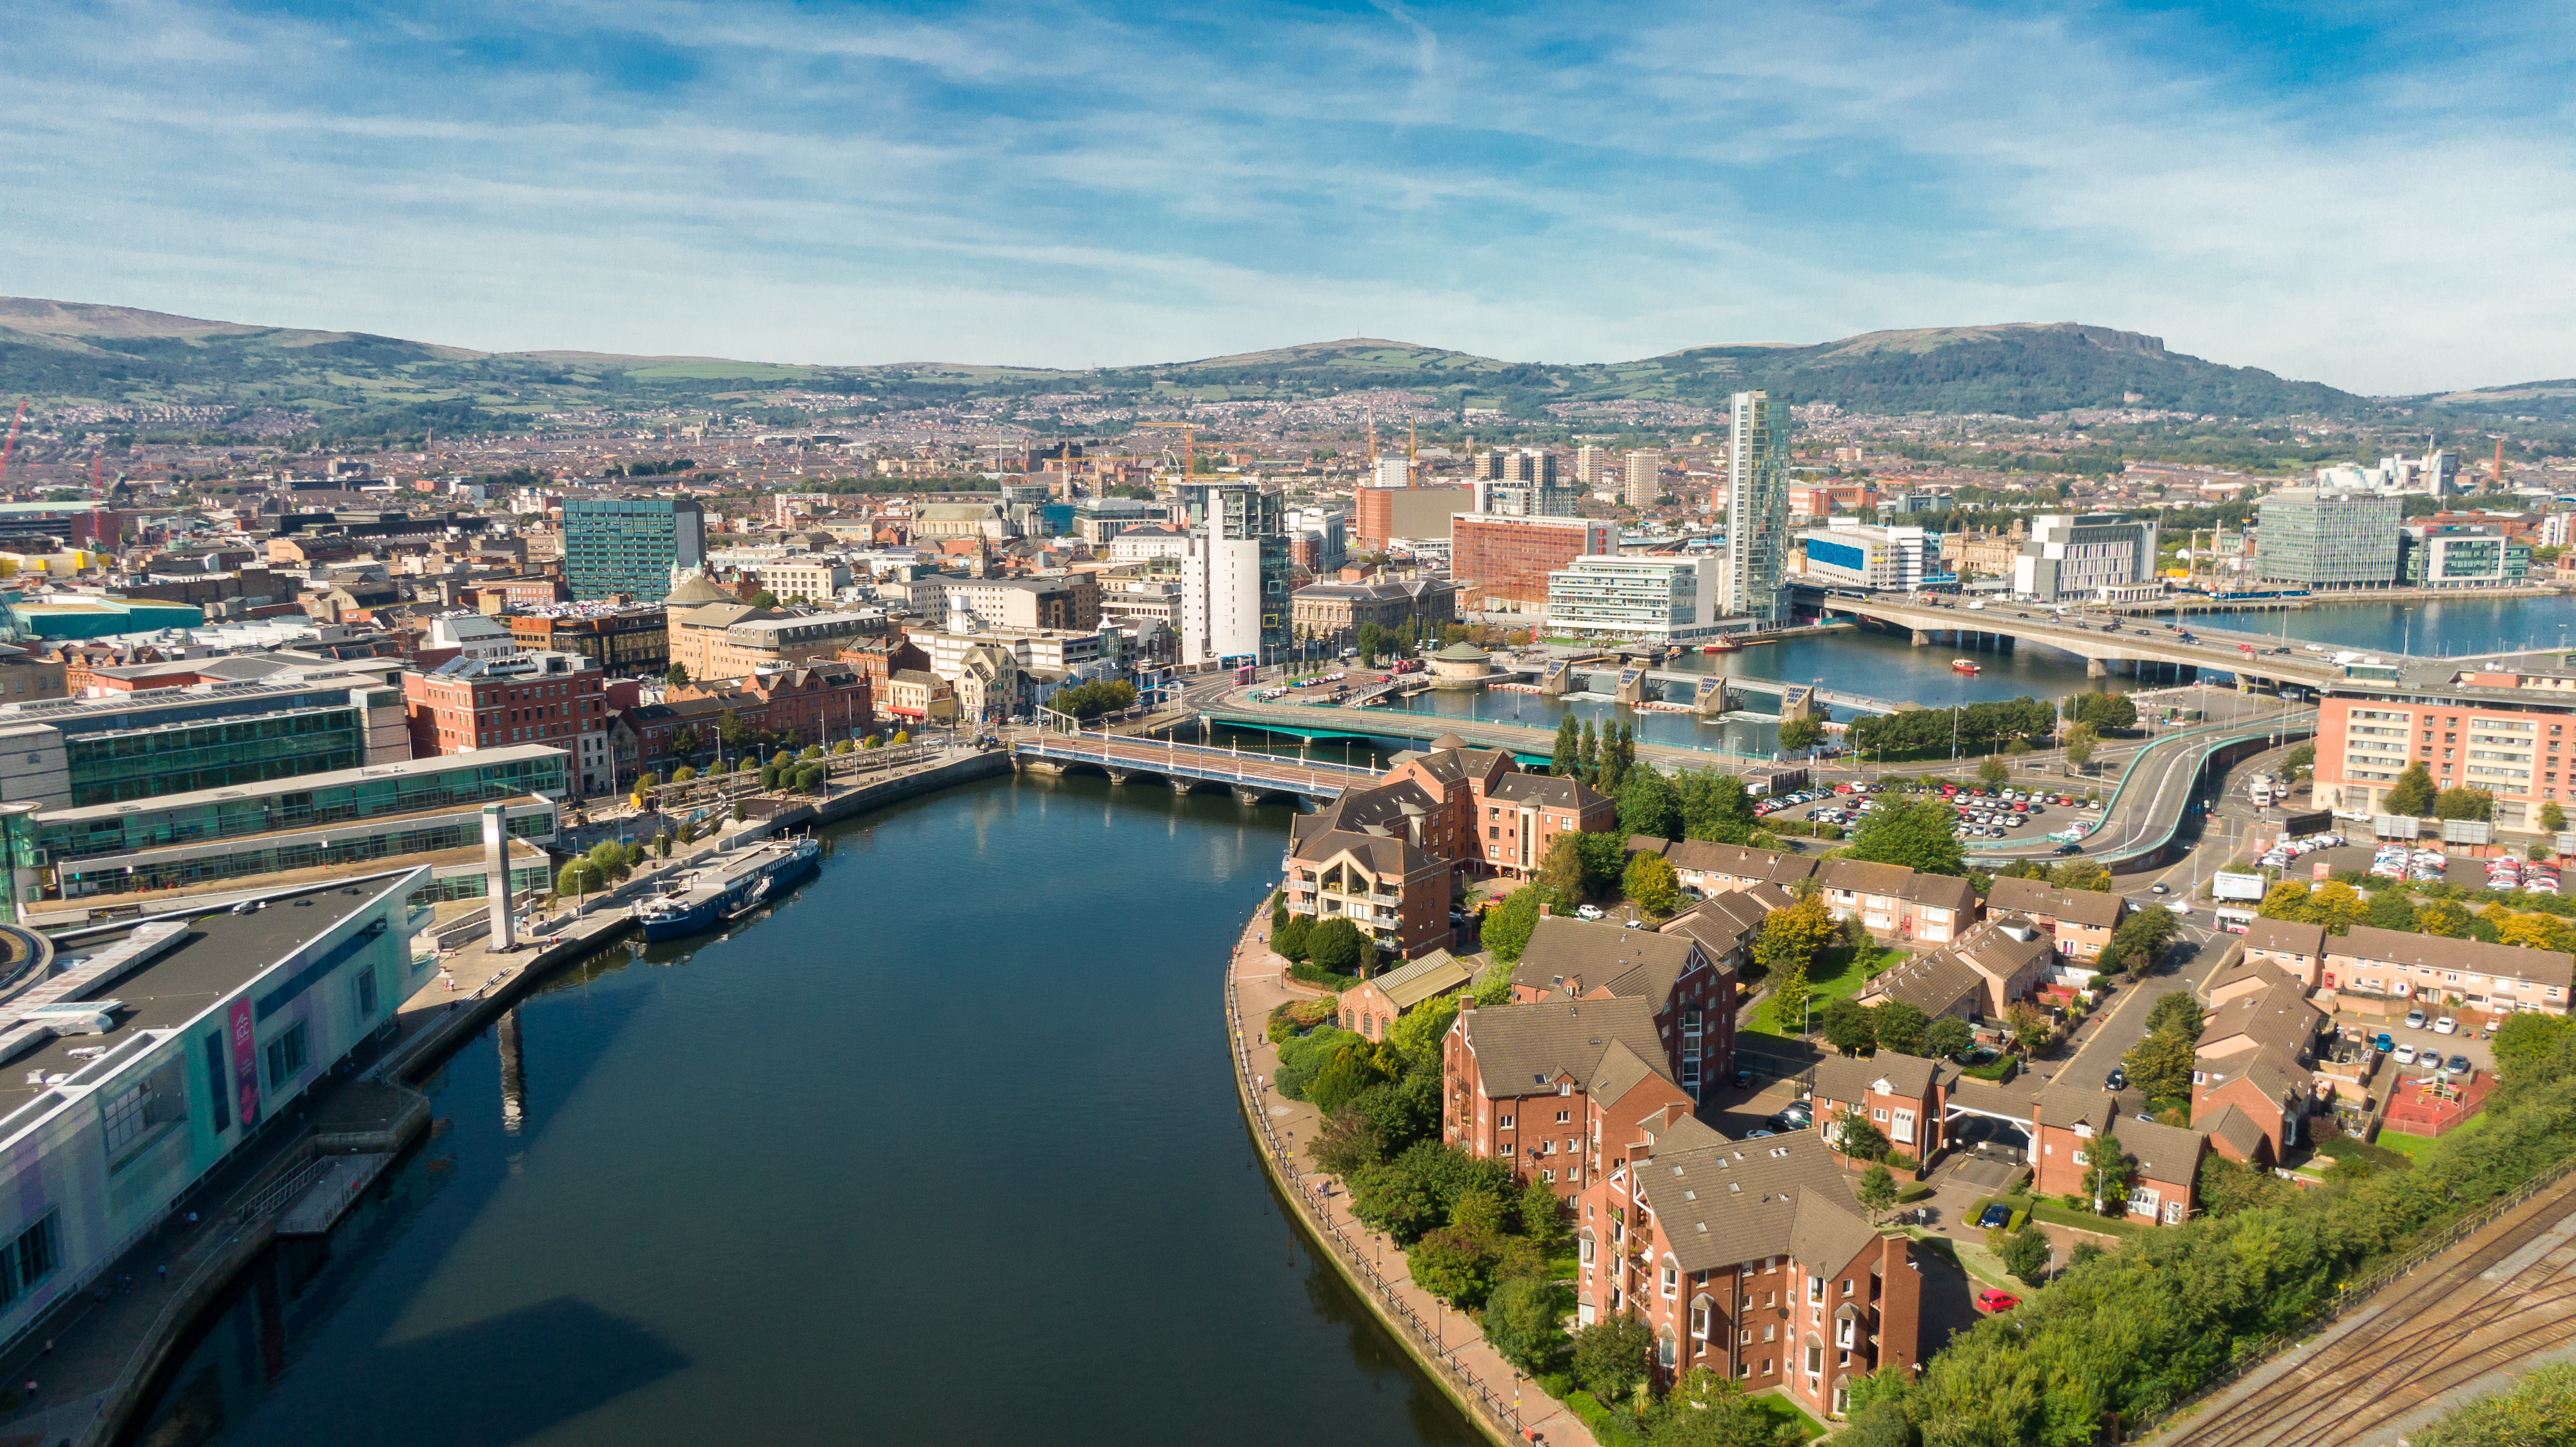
[2331,925,2575,987]
[1641,839,1820,887]
[1818,858,1978,915]
[2198,978,2325,1060]
[1862,951,1983,1019]
[1628,1132,1878,1277]
[1985,875,2127,930]
[1363,949,1476,1010]
[2203,1103,2269,1159]
[2113,1117,2207,1188]
[1513,916,1702,1003]
[2240,916,2328,960]
[1813,1050,1946,1106]
[1460,996,1671,1097]
[1662,884,1792,958]
[1489,774,1606,809]
[1289,827,1434,878]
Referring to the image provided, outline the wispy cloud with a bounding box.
[1,0,2568,391]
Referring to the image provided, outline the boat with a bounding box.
[1701,639,1742,654]
[1951,658,1982,674]
[631,837,822,942]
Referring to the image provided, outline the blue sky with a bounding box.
[4,1,2570,392]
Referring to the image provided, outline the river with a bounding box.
[123,775,1482,1447]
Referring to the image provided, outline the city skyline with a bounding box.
[4,2,2569,395]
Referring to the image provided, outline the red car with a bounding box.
[1977,1288,2020,1313]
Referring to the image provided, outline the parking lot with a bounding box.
[1764,780,2108,845]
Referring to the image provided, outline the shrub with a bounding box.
[1570,1315,1655,1404]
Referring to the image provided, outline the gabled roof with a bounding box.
[1513,916,1702,1004]
[1648,838,1821,887]
[1631,1132,1877,1277]
[1814,1050,1943,1106]
[1295,778,1440,846]
[2331,924,2576,987]
[1460,996,1670,1098]
[2113,1117,2207,1188]
[1363,949,1476,1011]
[2203,1103,2269,1159]
[1861,951,1982,1019]
[2240,916,2328,959]
[1287,827,1432,878]
[2198,978,2324,1060]
[1488,773,1605,809]
[1661,884,1791,958]
[1818,858,1977,914]
[1984,875,2127,930]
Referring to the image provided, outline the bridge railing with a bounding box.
[1016,730,1378,796]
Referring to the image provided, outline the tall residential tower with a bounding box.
[1722,392,1791,624]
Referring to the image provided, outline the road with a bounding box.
[2153,1169,2576,1447]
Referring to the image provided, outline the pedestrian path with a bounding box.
[1226,913,1595,1447]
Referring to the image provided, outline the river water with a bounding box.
[123,775,1481,1447]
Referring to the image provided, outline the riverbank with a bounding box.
[0,746,1013,1447]
[1225,910,1593,1447]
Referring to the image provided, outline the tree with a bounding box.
[1754,894,1835,982]
[2081,1130,2135,1216]
[1677,771,1757,844]
[1570,1315,1654,1402]
[2257,879,2318,923]
[1776,716,1824,753]
[1978,755,2010,788]
[1625,851,1682,915]
[2433,787,2496,822]
[1480,887,1548,962]
[2363,889,2418,933]
[1308,1042,1393,1115]
[1873,1001,1929,1057]
[1385,993,1463,1075]
[555,861,598,900]
[2544,801,2568,833]
[1481,1277,1567,1374]
[665,662,689,687]
[678,817,698,844]
[1538,833,1591,901]
[2418,898,2475,938]
[1618,768,1684,842]
[1857,1164,1899,1220]
[1307,917,1373,975]
[2501,912,2576,954]
[672,725,699,757]
[1599,722,1633,794]
[2002,1225,2053,1286]
[2064,722,2098,773]
[1832,1109,1889,1160]
[1847,796,1967,876]
[1517,1175,1566,1246]
[1407,1224,1497,1307]
[1576,719,1600,784]
[654,831,672,859]
[730,799,747,824]
[1820,997,1877,1057]
[2411,1361,2576,1447]
[1552,715,1580,778]
[2384,762,2437,817]
[1926,1017,1975,1060]
[2124,1024,2199,1103]
[2004,1001,2049,1054]
[2047,858,2112,892]
[750,589,780,609]
[1768,957,1812,1037]
[2145,991,2204,1041]
[1651,1368,1797,1446]
[2492,1013,2576,1091]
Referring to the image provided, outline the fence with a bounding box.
[1223,964,1529,1444]
[2122,1153,2576,1442]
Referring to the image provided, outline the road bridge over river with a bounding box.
[1812,593,2351,692]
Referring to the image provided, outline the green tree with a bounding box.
[1538,833,1591,901]
[2412,1361,2576,1447]
[1576,719,1599,784]
[665,662,690,687]
[1677,770,1757,844]
[678,817,698,844]
[1600,722,1633,794]
[1482,1275,1567,1375]
[1754,893,1835,982]
[2064,722,2098,773]
[1552,715,1580,778]
[2492,1013,2576,1092]
[2417,898,2475,938]
[1776,715,1824,753]
[2002,1225,2053,1286]
[2363,889,2418,932]
[654,831,672,859]
[2433,787,2496,822]
[2080,1129,2135,1215]
[1308,1042,1394,1115]
[1857,1164,1899,1220]
[1847,796,1967,876]
[1769,957,1812,1036]
[2048,858,2112,892]
[1385,993,1463,1075]
[1518,1175,1567,1246]
[1625,851,1682,915]
[1407,1224,1498,1307]
[1926,1017,1975,1060]
[1650,1368,1797,1446]
[1305,916,1370,975]
[2144,991,2204,1041]
[1618,768,1684,841]
[2384,762,2437,816]
[554,861,598,900]
[750,589,780,609]
[1831,1108,1889,1160]
[2257,879,2318,923]
[2124,1023,2199,1103]
[1978,755,2011,788]
[2543,801,2568,833]
[1570,1315,1654,1402]
[1480,887,1548,962]
[1873,1001,1929,1057]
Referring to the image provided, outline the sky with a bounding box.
[3,1,2571,393]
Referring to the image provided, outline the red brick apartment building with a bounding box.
[403,649,611,796]
[1450,514,1615,613]
[1575,1115,1922,1423]
[1508,915,1736,1098]
[1283,734,1611,958]
[1442,995,1694,1198]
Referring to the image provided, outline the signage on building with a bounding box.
[2373,815,2420,840]
[228,999,261,1130]
[2280,809,2332,837]
[2440,818,2493,845]
[2211,871,2267,902]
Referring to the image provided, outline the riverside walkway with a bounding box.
[1226,912,1594,1447]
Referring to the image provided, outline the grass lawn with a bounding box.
[1748,943,1909,1035]
[1749,1391,1828,1441]
[2379,1112,2487,1159]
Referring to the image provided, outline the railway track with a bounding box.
[2158,1173,2576,1447]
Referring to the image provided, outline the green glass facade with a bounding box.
[34,753,566,866]
[563,498,705,602]
[55,809,553,898]
[65,707,369,807]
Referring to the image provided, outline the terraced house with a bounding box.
[1982,876,2127,963]
[1574,1116,1922,1422]
[2323,927,2574,1018]
[1816,860,1975,945]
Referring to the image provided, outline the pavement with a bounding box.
[1227,916,1599,1447]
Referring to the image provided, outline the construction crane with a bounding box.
[1134,421,1203,481]
[0,401,25,486]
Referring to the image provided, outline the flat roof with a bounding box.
[37,744,568,827]
[0,875,411,1112]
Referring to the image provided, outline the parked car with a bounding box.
[2373,1033,2394,1053]
[1576,904,1605,921]
[1977,1288,2020,1313]
[1735,1068,1754,1088]
[2446,1055,2473,1077]
[1977,1204,2013,1230]
[2404,1009,2429,1030]
[2434,1016,2458,1035]
[2150,883,2169,894]
[2394,1043,2420,1065]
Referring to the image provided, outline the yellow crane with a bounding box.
[1134,420,1206,480]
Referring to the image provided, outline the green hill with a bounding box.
[0,299,2382,434]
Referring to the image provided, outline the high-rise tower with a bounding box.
[1722,392,1791,623]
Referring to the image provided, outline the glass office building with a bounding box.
[563,498,707,602]
[2252,490,2402,588]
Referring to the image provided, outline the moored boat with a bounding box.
[632,837,822,942]
[1951,658,1982,674]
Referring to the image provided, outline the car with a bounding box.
[1735,1068,1754,1088]
[2105,1066,2128,1090]
[2150,883,2170,894]
[2373,1033,2394,1053]
[2056,843,2084,856]
[1977,1204,2013,1230]
[1576,904,1605,921]
[2166,901,2191,916]
[2435,1016,2459,1034]
[2446,1055,2473,1077]
[1624,918,1645,929]
[1977,1288,2021,1314]
[2394,1043,2420,1064]
[2405,1009,2429,1030]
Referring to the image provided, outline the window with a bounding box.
[0,1212,59,1306]
[1842,1279,1853,1295]
[1691,1296,1712,1339]
[1556,1110,1571,1124]
[1836,1318,1856,1349]
[1807,1276,1824,1304]
[1658,1333,1677,1370]
[265,1021,310,1088]
[1662,1259,1678,1299]
[1541,1168,1555,1182]
[1498,1114,1513,1129]
[2072,1149,2089,1166]
[1806,1343,1824,1376]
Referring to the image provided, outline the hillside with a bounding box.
[0,299,2386,436]
[2417,378,2576,423]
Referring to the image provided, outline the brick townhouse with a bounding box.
[1816,860,1977,945]
[1854,918,2053,1029]
[2189,963,2328,1163]
[2028,1083,2205,1225]
[1507,915,1736,1098]
[1982,876,2128,964]
[1659,883,1794,983]
[2324,926,2575,1018]
[1442,995,1695,1197]
[2239,917,2329,988]
[1627,838,1818,897]
[1574,1115,1922,1422]
[1811,1052,1955,1161]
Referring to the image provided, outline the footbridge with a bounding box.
[1189,699,1790,771]
[1011,731,1382,804]
[1493,660,1904,717]
[1811,594,2350,692]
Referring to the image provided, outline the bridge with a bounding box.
[1011,731,1382,804]
[1492,660,1906,716]
[1192,698,1793,771]
[1963,712,2317,872]
[1809,593,2351,693]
